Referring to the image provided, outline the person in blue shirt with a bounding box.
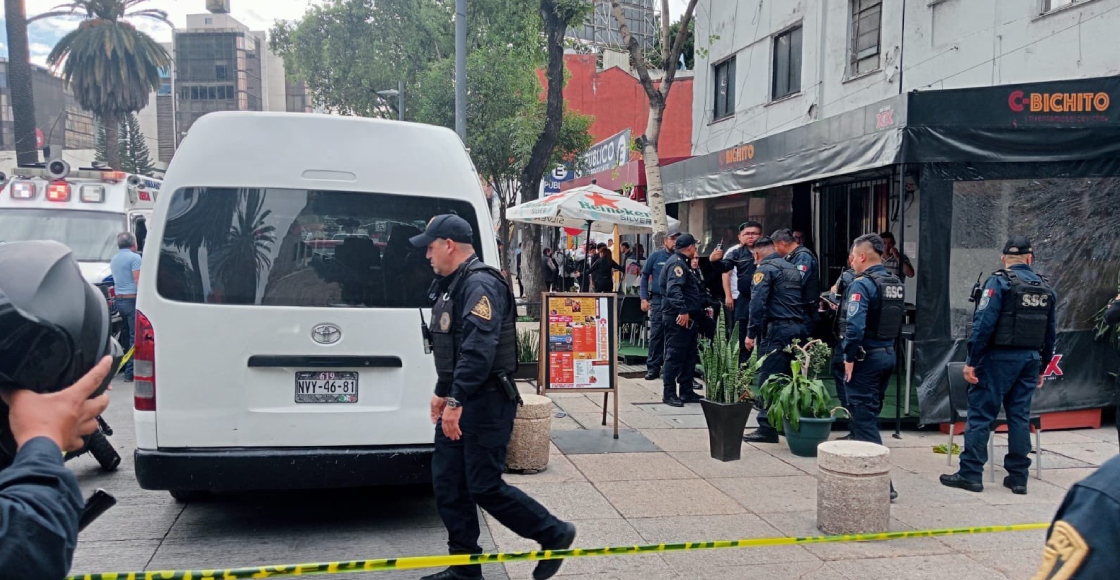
[709,221,762,364]
[0,356,113,580]
[742,237,806,443]
[109,232,142,382]
[639,225,680,381]
[942,236,1056,496]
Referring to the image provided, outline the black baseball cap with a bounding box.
[1002,236,1033,255]
[410,214,474,247]
[674,233,697,249]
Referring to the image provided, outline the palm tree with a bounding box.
[36,0,171,169]
[5,0,39,164]
[210,190,278,304]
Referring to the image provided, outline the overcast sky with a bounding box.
[10,0,694,67]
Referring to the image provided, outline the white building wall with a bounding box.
[692,0,1120,157]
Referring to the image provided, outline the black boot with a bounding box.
[533,522,577,580]
[743,428,779,444]
[644,369,660,381]
[662,396,684,408]
[1003,476,1027,495]
[940,473,984,492]
[680,390,702,403]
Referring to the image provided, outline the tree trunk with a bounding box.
[5,0,38,165]
[104,113,122,169]
[644,96,668,235]
[519,0,571,317]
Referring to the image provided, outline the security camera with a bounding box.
[47,159,71,180]
[126,175,142,188]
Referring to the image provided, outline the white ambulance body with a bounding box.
[0,161,160,284]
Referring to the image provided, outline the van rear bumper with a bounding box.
[134,445,433,491]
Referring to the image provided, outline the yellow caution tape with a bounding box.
[67,522,1050,579]
[117,347,134,374]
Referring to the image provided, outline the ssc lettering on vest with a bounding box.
[1021,293,1049,308]
[884,285,904,300]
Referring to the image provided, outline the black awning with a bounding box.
[665,75,1120,202]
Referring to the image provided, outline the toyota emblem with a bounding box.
[311,323,342,345]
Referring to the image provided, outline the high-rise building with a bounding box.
[568,0,657,51]
[0,59,96,154]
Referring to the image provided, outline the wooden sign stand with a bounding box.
[536,292,620,439]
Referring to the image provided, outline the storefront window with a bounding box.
[701,188,792,253]
[949,177,1120,337]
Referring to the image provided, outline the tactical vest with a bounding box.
[429,260,518,389]
[991,270,1053,349]
[838,269,904,341]
[769,258,803,294]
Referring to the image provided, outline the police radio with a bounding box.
[418,308,433,355]
[968,272,984,304]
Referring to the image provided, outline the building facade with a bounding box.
[568,0,658,51]
[668,0,1120,426]
[0,59,96,154]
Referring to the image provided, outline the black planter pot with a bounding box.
[514,361,539,381]
[700,399,754,462]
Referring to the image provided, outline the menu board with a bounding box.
[542,294,616,390]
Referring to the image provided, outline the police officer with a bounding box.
[639,225,681,381]
[659,233,706,408]
[839,235,905,499]
[942,236,1056,496]
[773,229,821,333]
[827,265,857,412]
[710,221,762,363]
[1032,454,1120,579]
[742,237,806,443]
[411,215,575,580]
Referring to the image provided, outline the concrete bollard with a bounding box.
[816,441,891,535]
[506,394,553,473]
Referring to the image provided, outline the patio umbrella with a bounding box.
[507,185,679,290]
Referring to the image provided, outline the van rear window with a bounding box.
[156,188,482,307]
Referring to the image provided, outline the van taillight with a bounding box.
[134,310,156,411]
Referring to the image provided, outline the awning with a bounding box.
[665,75,1120,203]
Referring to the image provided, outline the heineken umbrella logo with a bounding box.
[584,192,620,209]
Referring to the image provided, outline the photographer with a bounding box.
[0,358,112,579]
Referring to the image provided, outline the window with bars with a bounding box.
[713,57,736,120]
[771,26,803,100]
[849,0,882,76]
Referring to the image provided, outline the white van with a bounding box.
[133,112,496,499]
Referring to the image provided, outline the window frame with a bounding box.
[771,25,804,101]
[712,56,737,121]
[849,0,883,77]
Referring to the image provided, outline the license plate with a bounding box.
[295,371,359,403]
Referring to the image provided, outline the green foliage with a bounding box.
[97,113,154,175]
[758,339,835,433]
[517,328,540,363]
[650,17,695,70]
[699,316,766,405]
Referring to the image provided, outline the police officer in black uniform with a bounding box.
[1033,454,1120,579]
[941,236,1056,496]
[826,265,857,411]
[639,225,681,380]
[659,234,706,408]
[742,237,806,443]
[773,229,821,334]
[411,216,575,580]
[838,235,905,500]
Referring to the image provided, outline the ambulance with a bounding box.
[0,158,160,286]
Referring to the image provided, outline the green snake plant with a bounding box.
[699,315,767,405]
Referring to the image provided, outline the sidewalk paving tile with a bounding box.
[1031,442,1119,467]
[993,429,1104,446]
[658,414,710,428]
[616,409,675,429]
[713,561,852,580]
[568,452,697,482]
[758,510,957,561]
[986,446,1098,470]
[966,548,1047,579]
[827,553,1007,580]
[485,517,666,579]
[640,428,712,452]
[503,454,588,485]
[972,477,1072,506]
[550,428,660,454]
[890,502,1054,554]
[668,450,807,479]
[628,513,820,569]
[595,479,746,518]
[886,469,989,507]
[1026,466,1096,490]
[509,481,621,520]
[710,474,819,513]
[886,447,963,474]
[71,540,163,575]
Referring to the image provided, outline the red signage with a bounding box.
[1008,90,1110,114]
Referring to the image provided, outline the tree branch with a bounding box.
[661,0,700,94]
[609,1,658,101]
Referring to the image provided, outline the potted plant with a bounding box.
[514,328,540,381]
[699,316,768,461]
[759,339,846,458]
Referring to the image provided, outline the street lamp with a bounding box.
[376,81,404,121]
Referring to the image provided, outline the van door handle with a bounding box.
[247,356,403,368]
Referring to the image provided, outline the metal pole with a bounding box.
[894,165,905,439]
[398,80,404,121]
[455,0,467,140]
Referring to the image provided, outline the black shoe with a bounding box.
[419,567,483,580]
[890,482,898,502]
[123,376,134,383]
[662,396,684,408]
[743,430,779,444]
[940,473,984,493]
[533,522,576,580]
[692,382,703,390]
[1003,477,1027,495]
[644,370,660,381]
[680,393,703,404]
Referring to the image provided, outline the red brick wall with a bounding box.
[538,54,693,158]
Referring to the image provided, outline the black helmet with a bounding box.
[0,240,122,397]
